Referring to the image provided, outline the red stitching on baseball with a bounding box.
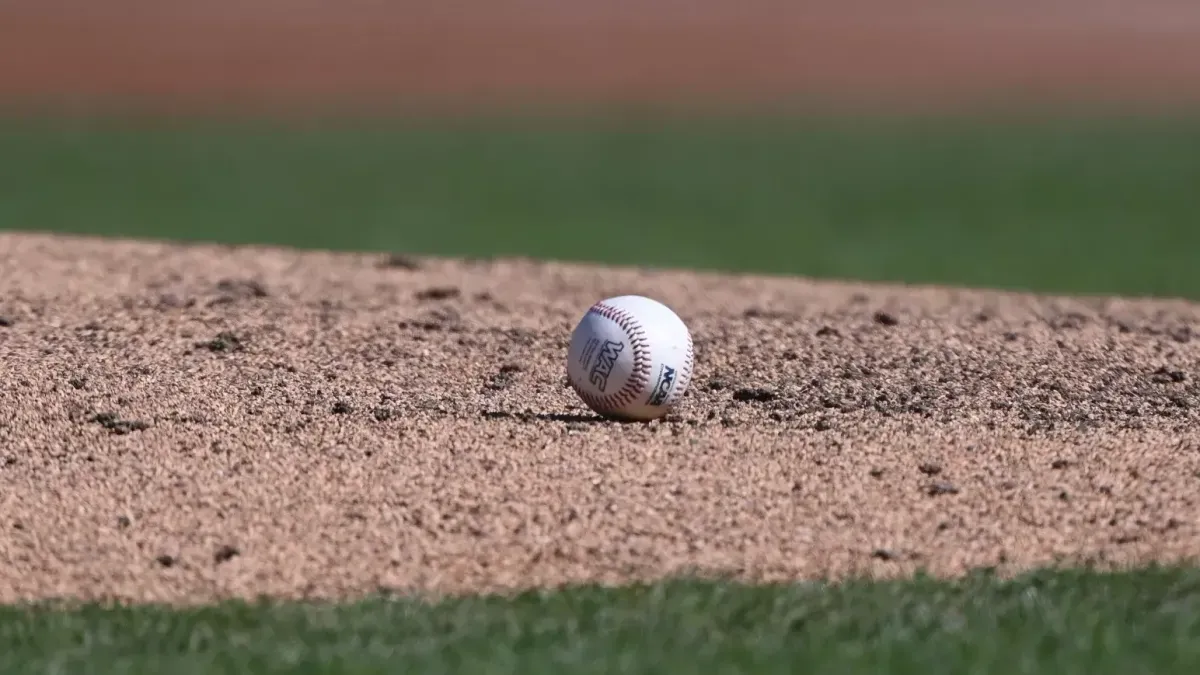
[574,301,653,414]
[674,332,695,404]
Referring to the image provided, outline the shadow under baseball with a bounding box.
[480,410,635,424]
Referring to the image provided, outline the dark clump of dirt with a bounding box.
[485,364,523,391]
[872,548,900,561]
[4,232,1200,606]
[1151,366,1187,384]
[379,253,422,270]
[873,310,900,326]
[214,545,240,564]
[732,387,778,403]
[90,412,150,435]
[0,316,13,328]
[212,278,269,304]
[399,307,461,332]
[196,331,245,352]
[926,481,960,496]
[415,286,461,301]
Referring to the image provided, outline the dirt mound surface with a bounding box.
[2,231,1200,605]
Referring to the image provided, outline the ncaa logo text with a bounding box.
[647,365,677,406]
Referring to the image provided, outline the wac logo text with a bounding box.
[589,340,624,392]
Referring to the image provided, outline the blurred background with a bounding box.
[2,0,1198,297]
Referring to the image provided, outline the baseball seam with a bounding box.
[673,332,695,406]
[573,302,653,414]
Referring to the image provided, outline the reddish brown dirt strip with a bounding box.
[3,0,1200,115]
[2,232,1199,604]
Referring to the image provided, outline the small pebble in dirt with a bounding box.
[1051,459,1070,469]
[732,387,777,403]
[373,407,394,422]
[213,545,240,564]
[869,468,885,479]
[331,401,353,414]
[155,554,177,568]
[0,316,12,327]
[815,325,840,337]
[116,515,132,529]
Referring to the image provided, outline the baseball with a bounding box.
[566,295,695,421]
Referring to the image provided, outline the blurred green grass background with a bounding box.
[2,115,1198,298]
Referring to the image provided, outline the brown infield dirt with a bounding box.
[3,232,1200,605]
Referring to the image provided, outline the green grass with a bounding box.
[1,115,1198,298]
[4,568,1200,674]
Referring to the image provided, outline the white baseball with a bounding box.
[566,295,695,421]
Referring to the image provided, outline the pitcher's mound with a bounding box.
[2,232,1199,605]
